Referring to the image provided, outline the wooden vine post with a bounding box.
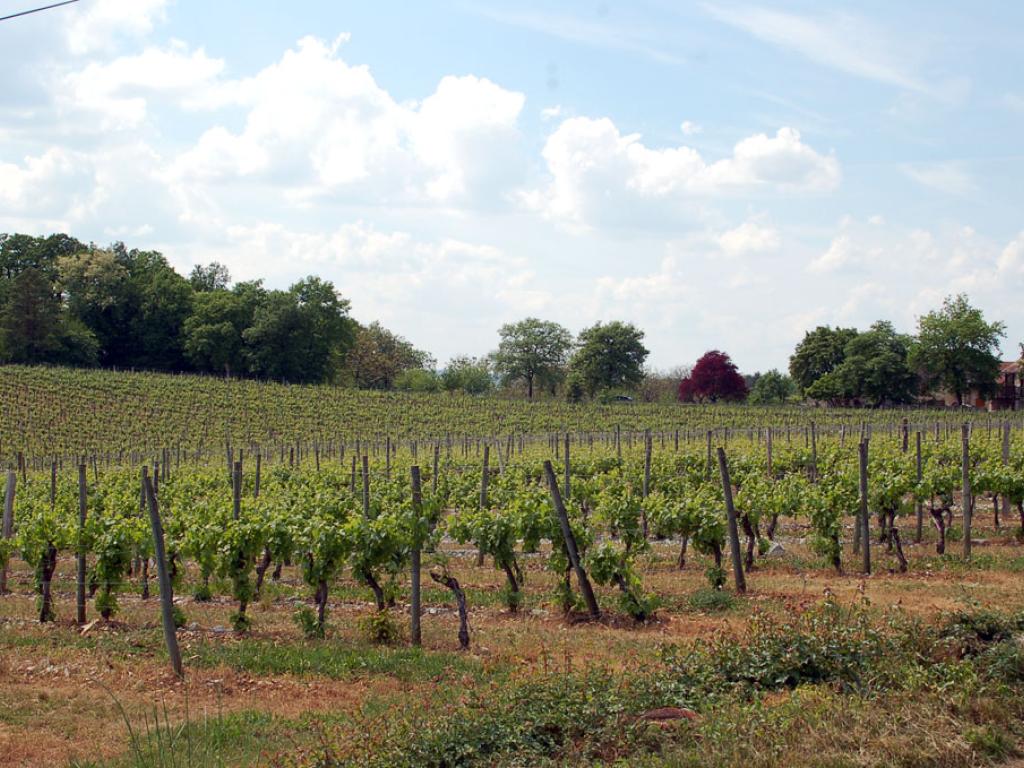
[432,442,439,494]
[810,421,818,482]
[563,433,571,500]
[962,424,972,559]
[1002,422,1011,526]
[915,431,923,543]
[232,460,242,520]
[143,470,183,679]
[643,429,652,497]
[361,455,370,517]
[642,429,652,538]
[859,440,871,575]
[716,448,746,594]
[543,460,600,618]
[476,445,490,566]
[0,471,15,594]
[76,464,88,626]
[493,436,505,474]
[410,466,423,647]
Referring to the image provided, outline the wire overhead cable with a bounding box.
[0,0,80,23]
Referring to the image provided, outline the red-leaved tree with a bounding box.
[678,350,748,403]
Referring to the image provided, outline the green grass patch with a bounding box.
[187,636,492,682]
[685,588,737,613]
[70,708,290,768]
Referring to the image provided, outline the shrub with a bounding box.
[360,609,402,645]
[704,565,726,590]
[687,587,735,613]
[293,605,324,640]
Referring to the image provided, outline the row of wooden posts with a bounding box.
[4,414,1021,480]
[0,419,1010,679]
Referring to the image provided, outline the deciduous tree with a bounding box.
[678,350,748,403]
[441,356,493,394]
[840,321,917,406]
[189,262,231,292]
[183,282,264,376]
[244,278,356,383]
[345,321,432,390]
[0,268,97,366]
[571,321,649,397]
[492,318,572,399]
[909,294,1005,405]
[748,369,795,404]
[789,326,858,393]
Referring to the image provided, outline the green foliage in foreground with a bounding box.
[283,602,1024,768]
[69,603,1024,768]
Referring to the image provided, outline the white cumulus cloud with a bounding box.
[63,42,226,129]
[718,220,780,255]
[165,36,526,208]
[527,118,839,228]
[65,0,169,55]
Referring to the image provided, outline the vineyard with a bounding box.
[2,366,1024,767]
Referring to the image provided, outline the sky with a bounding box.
[1,0,1022,372]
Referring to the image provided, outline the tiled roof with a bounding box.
[1000,361,1021,375]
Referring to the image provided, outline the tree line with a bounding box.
[0,233,1013,405]
[0,234,355,383]
[673,294,1009,407]
[0,233,651,396]
[787,296,1008,407]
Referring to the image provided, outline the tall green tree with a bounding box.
[839,321,917,406]
[244,277,355,383]
[58,245,193,370]
[130,256,194,370]
[394,367,441,392]
[344,321,432,390]
[571,321,649,397]
[441,356,493,395]
[242,290,302,380]
[189,262,231,292]
[748,369,795,404]
[909,294,1006,405]
[57,248,131,365]
[0,267,97,366]
[182,281,264,376]
[804,369,855,406]
[789,326,859,393]
[492,318,572,399]
[0,268,61,362]
[0,232,85,283]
